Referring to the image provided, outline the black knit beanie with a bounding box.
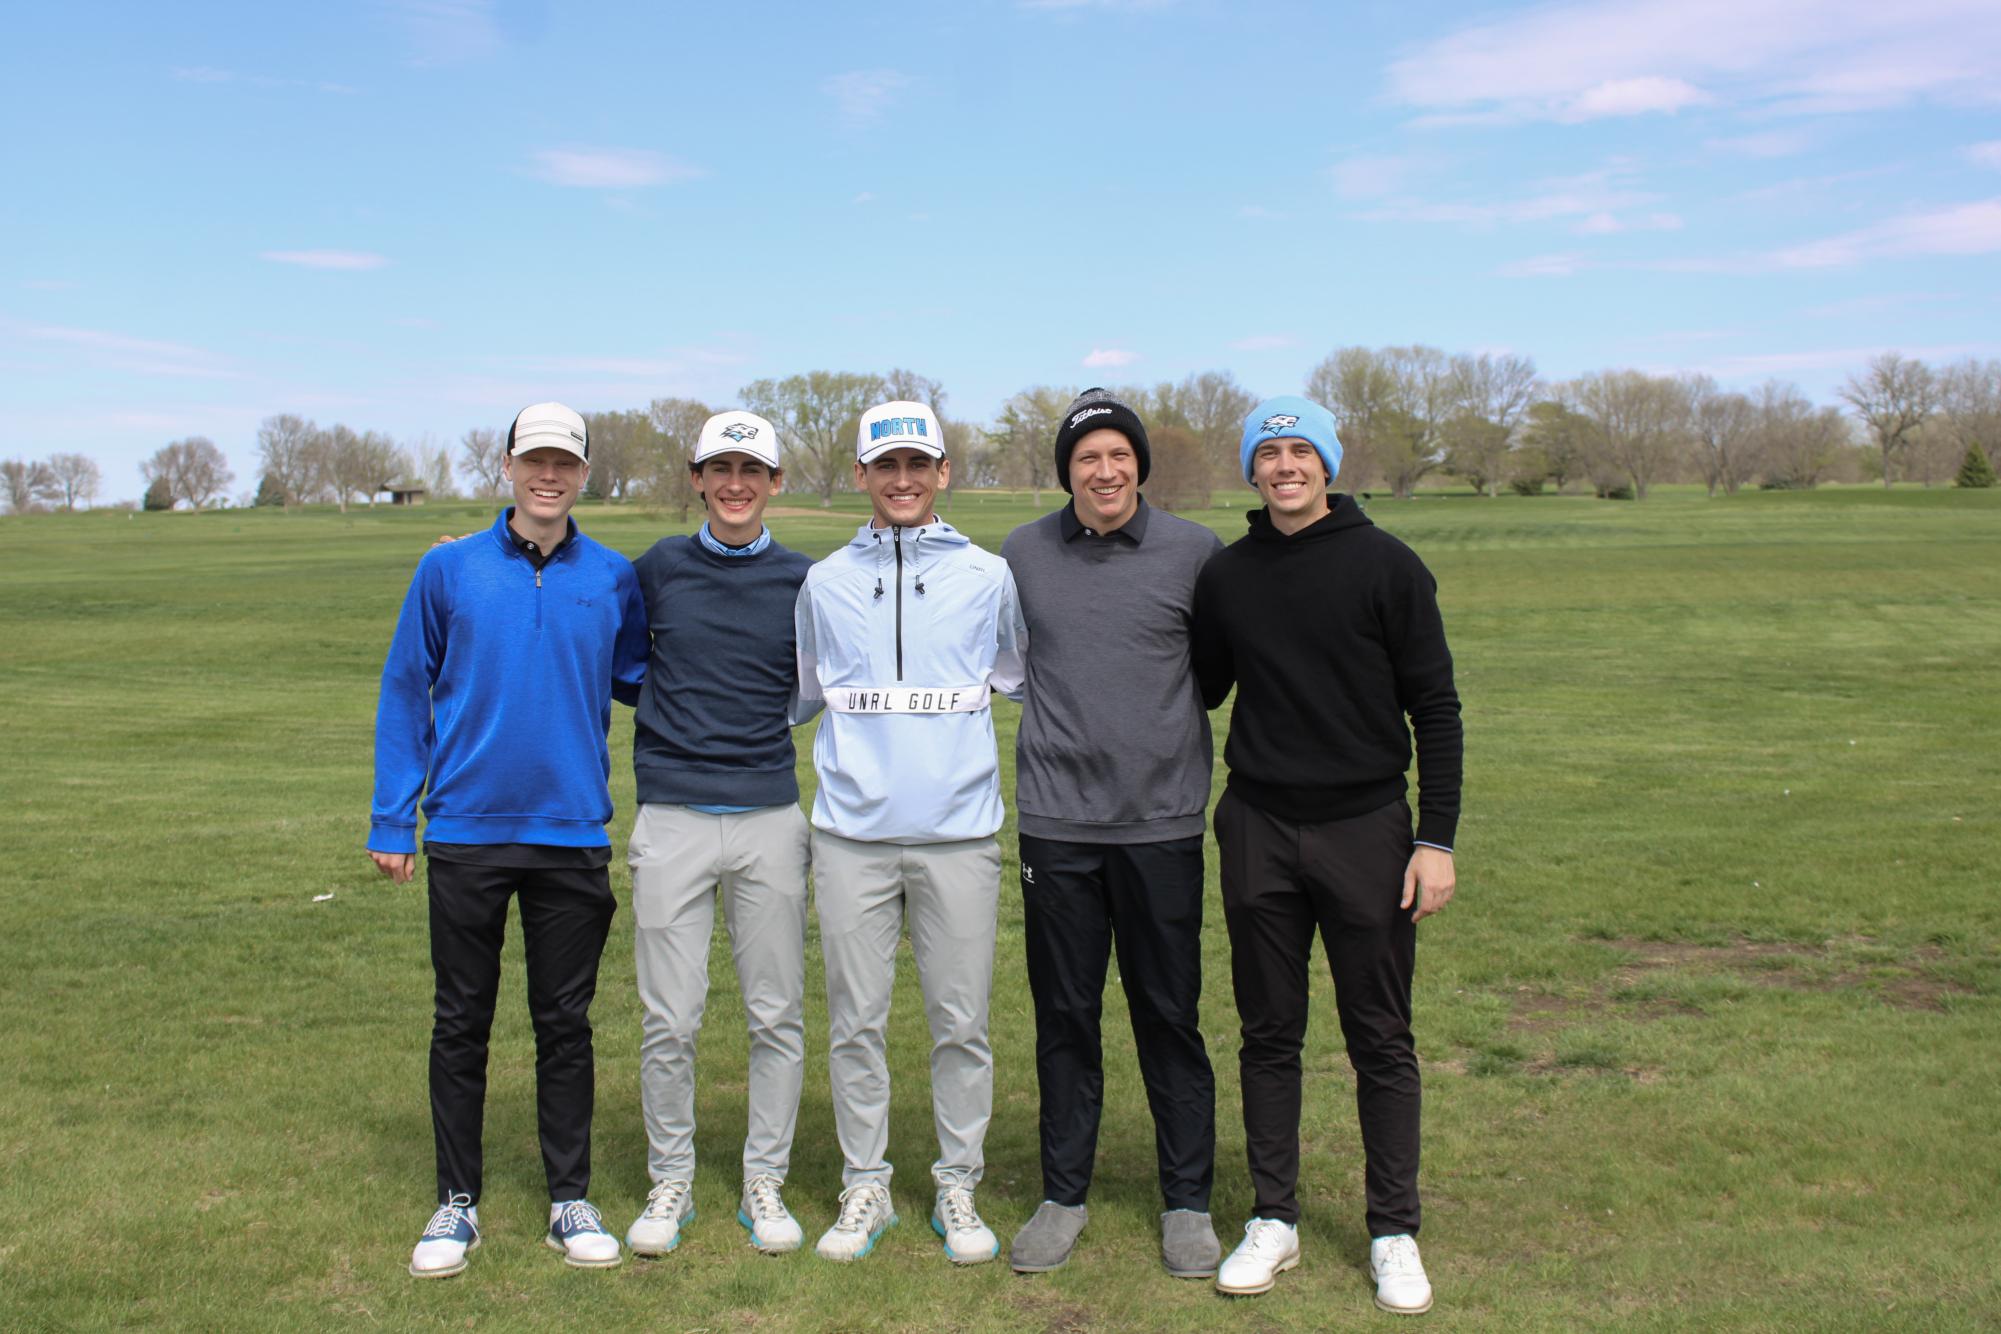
[1053,388,1150,493]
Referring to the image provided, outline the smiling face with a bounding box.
[504,446,588,527]
[855,447,949,528]
[1068,427,1140,533]
[691,452,780,545]
[1251,436,1331,534]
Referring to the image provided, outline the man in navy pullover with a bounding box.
[618,411,819,1259]
[369,401,647,1279]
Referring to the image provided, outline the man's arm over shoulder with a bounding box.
[1190,548,1235,710]
[788,575,825,726]
[1381,541,1462,852]
[611,555,647,708]
[991,562,1028,702]
[369,551,452,855]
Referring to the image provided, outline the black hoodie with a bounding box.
[1191,496,1462,849]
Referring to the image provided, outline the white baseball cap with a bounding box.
[508,401,589,462]
[856,400,946,464]
[694,410,781,469]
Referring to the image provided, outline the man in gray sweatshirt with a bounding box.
[999,388,1223,1279]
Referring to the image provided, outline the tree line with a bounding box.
[7,350,1998,517]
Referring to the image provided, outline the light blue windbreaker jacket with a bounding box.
[794,518,1027,845]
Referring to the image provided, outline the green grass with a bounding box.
[2,484,1997,1331]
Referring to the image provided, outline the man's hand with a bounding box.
[1400,846,1455,923]
[370,850,416,884]
[430,532,475,549]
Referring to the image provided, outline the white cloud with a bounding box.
[1330,154,1428,199]
[1706,130,1813,158]
[1966,141,2001,169]
[1354,168,1660,230]
[1231,334,1297,352]
[1560,76,1709,121]
[388,0,502,65]
[171,66,234,83]
[1573,210,1684,235]
[823,69,912,126]
[1496,252,1590,277]
[1770,198,2001,268]
[1082,347,1139,368]
[530,148,702,189]
[1693,342,2001,379]
[0,317,238,379]
[853,191,875,204]
[260,250,389,271]
[1386,0,2001,123]
[1238,204,1288,220]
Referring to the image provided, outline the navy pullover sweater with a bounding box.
[369,509,648,854]
[1191,498,1463,850]
[631,533,813,807]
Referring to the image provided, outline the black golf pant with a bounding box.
[1019,834,1216,1211]
[427,859,615,1205]
[1214,791,1420,1238]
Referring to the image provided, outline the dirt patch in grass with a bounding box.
[1601,936,1974,1011]
[1005,1287,1096,1333]
[1506,988,1698,1035]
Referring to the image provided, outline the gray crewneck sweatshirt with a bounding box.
[1001,497,1224,843]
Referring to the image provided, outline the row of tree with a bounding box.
[9,351,1998,517]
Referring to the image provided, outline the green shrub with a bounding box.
[1956,445,1997,489]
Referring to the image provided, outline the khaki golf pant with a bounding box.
[811,828,1000,1191]
[629,802,810,1184]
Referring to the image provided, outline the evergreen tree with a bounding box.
[1954,444,1996,488]
[143,476,174,511]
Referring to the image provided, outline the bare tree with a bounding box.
[141,437,234,510]
[1839,352,1936,489]
[46,453,101,511]
[740,371,886,506]
[643,396,712,521]
[1752,381,1848,489]
[457,427,507,498]
[1146,424,1212,511]
[1936,358,2001,474]
[989,385,1072,504]
[256,414,320,510]
[1685,375,1760,497]
[1574,371,1691,501]
[1518,395,1592,493]
[312,424,378,512]
[1308,345,1455,498]
[1160,370,1258,484]
[2,458,60,513]
[581,409,654,502]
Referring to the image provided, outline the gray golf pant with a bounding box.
[628,802,810,1185]
[811,829,1000,1192]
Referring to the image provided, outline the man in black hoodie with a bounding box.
[1191,394,1461,1316]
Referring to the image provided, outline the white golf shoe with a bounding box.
[1215,1217,1300,1296]
[408,1194,479,1279]
[815,1183,897,1262]
[931,1184,999,1265]
[625,1178,694,1256]
[738,1174,804,1254]
[1370,1233,1434,1314]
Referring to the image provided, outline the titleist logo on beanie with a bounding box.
[1053,388,1150,494]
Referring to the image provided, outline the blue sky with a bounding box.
[5,0,1999,501]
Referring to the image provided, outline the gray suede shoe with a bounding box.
[1160,1209,1221,1278]
[1009,1201,1087,1273]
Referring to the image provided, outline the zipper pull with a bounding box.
[535,567,542,588]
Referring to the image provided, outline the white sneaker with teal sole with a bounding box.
[409,1194,479,1279]
[738,1174,804,1254]
[815,1183,896,1262]
[931,1184,999,1264]
[1370,1233,1433,1314]
[626,1178,694,1257]
[1215,1218,1300,1296]
[547,1200,621,1268]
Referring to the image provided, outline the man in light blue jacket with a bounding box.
[793,399,1028,1266]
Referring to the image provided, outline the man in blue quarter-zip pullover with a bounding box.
[792,399,1028,1267]
[369,401,647,1280]
[619,410,819,1260]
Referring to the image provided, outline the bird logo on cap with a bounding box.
[720,423,759,442]
[1260,414,1301,435]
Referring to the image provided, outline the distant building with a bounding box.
[384,483,428,506]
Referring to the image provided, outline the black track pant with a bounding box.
[1018,834,1216,1211]
[426,859,616,1205]
[1214,792,1420,1238]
